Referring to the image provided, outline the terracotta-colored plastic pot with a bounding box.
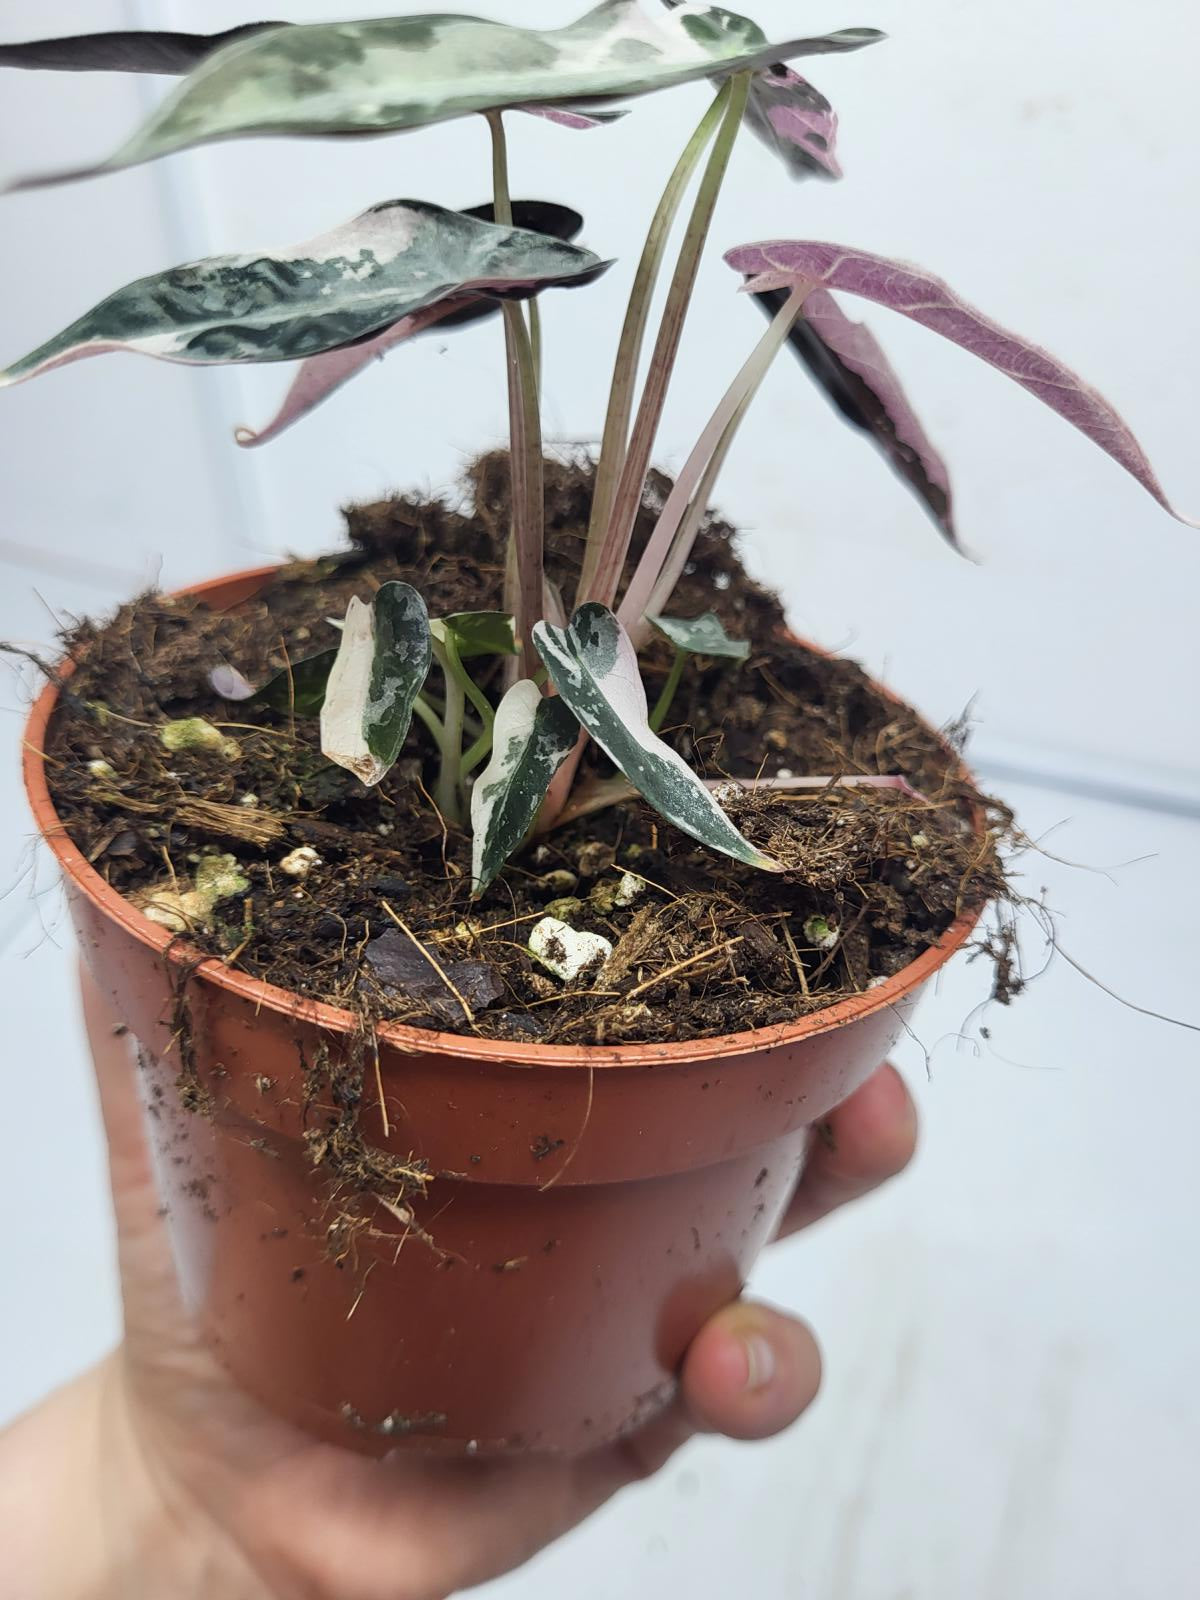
[25,565,982,1457]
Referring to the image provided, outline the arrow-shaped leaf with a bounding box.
[320,583,432,787]
[470,681,580,895]
[649,611,749,659]
[8,4,883,187]
[0,25,629,140]
[727,240,1196,527]
[659,6,842,181]
[0,23,284,74]
[754,284,957,546]
[743,64,842,181]
[0,200,607,390]
[533,603,780,871]
[237,199,584,448]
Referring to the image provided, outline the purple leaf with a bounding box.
[727,241,1196,526]
[519,104,627,130]
[754,285,957,546]
[746,64,842,181]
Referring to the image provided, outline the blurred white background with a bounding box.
[1,2,1197,1595]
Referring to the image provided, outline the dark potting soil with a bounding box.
[42,453,1011,1045]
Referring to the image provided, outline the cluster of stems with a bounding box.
[422,73,808,828]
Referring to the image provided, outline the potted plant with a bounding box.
[3,3,1189,1456]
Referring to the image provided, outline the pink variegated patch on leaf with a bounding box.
[235,300,470,449]
[727,240,1197,527]
[747,65,842,181]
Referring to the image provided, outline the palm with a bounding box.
[83,967,916,1600]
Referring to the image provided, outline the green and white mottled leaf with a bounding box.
[470,680,580,895]
[320,583,433,787]
[10,3,883,186]
[649,610,749,659]
[0,23,284,75]
[0,200,608,388]
[533,603,779,871]
[431,612,519,661]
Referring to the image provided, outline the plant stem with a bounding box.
[488,108,513,227]
[433,648,467,824]
[460,726,493,777]
[528,297,543,395]
[411,693,446,744]
[487,110,544,679]
[578,87,730,596]
[582,72,751,611]
[618,284,809,645]
[648,647,686,732]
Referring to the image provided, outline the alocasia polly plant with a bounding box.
[1,1,1192,899]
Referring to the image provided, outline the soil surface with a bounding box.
[42,454,1010,1045]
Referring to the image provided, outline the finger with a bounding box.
[678,1300,822,1442]
[777,1061,917,1239]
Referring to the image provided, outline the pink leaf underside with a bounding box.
[726,241,1196,526]
[802,286,955,534]
[234,295,478,447]
[518,103,626,129]
[752,67,842,179]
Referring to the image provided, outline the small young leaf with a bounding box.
[658,4,840,181]
[753,284,957,546]
[236,200,586,446]
[649,611,750,660]
[432,613,519,660]
[0,23,283,74]
[533,603,779,871]
[320,584,432,787]
[470,681,580,895]
[0,200,608,389]
[208,650,337,712]
[726,240,1196,526]
[744,64,842,181]
[9,6,883,187]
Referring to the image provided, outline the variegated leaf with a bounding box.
[9,4,883,187]
[0,23,283,74]
[470,681,580,895]
[431,612,519,660]
[0,26,626,139]
[650,611,749,659]
[237,199,584,447]
[659,3,841,180]
[727,240,1197,526]
[0,200,607,389]
[533,603,780,871]
[744,64,841,180]
[754,284,957,546]
[320,584,432,787]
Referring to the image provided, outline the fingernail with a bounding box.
[742,1333,776,1392]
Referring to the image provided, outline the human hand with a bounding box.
[1,967,916,1600]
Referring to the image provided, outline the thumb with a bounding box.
[679,1300,822,1441]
